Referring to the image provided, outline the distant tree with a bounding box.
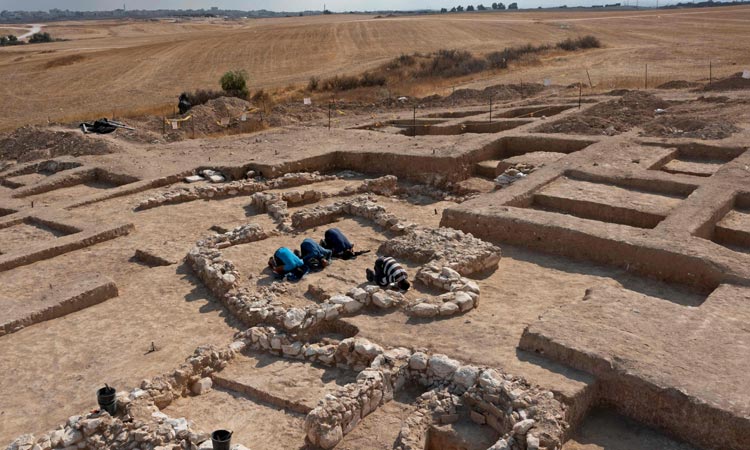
[492,2,498,8]
[456,5,465,11]
[451,6,458,11]
[440,7,448,12]
[220,69,249,98]
[28,32,52,43]
[497,2,506,8]
[477,4,487,9]
[467,5,475,10]
[0,34,21,46]
[323,9,332,14]
[508,2,518,8]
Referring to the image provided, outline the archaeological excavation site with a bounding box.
[1,79,750,450]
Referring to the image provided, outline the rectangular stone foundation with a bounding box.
[1,273,118,336]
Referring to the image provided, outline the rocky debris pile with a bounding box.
[495,164,535,189]
[186,96,254,136]
[291,195,412,232]
[420,83,545,107]
[5,399,206,450]
[250,192,292,228]
[534,91,671,136]
[290,337,566,450]
[396,389,462,450]
[379,227,501,276]
[406,265,481,318]
[0,126,120,163]
[187,223,275,296]
[641,117,740,140]
[6,343,242,450]
[703,71,750,91]
[305,368,393,449]
[136,171,335,210]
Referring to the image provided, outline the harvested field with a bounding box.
[2,7,750,450]
[2,7,750,130]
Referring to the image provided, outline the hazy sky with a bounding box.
[0,0,647,12]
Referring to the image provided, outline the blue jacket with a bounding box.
[324,228,353,255]
[300,238,332,265]
[274,247,305,273]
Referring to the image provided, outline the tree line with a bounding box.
[440,3,519,12]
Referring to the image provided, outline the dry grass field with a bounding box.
[0,6,749,130]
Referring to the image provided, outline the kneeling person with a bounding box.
[321,228,355,260]
[268,247,309,281]
[366,256,410,291]
[299,238,332,271]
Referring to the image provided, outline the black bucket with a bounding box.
[97,385,117,416]
[211,430,232,450]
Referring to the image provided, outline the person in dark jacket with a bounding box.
[321,228,355,259]
[298,238,332,271]
[366,256,410,291]
[268,247,308,281]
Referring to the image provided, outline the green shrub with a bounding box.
[219,69,249,98]
[28,32,53,43]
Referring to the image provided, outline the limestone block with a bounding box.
[428,354,460,379]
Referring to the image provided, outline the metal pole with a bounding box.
[413,104,417,137]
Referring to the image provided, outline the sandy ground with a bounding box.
[1,7,750,129]
[563,409,698,450]
[0,84,748,450]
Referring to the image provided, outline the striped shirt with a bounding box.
[375,257,407,286]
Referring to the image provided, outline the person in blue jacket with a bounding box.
[268,247,308,281]
[320,228,355,260]
[297,238,332,271]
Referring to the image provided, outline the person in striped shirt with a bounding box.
[366,256,411,291]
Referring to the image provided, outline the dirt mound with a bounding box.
[704,72,750,91]
[112,97,262,144]
[0,126,119,163]
[421,83,545,106]
[535,91,670,136]
[642,117,739,140]
[657,80,702,89]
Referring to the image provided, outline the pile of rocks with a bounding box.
[135,171,335,210]
[395,389,462,450]
[406,264,481,318]
[256,334,568,450]
[6,397,207,450]
[6,343,243,450]
[495,164,535,189]
[379,227,501,276]
[291,195,413,231]
[240,327,384,370]
[305,368,393,449]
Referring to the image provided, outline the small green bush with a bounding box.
[28,32,53,43]
[219,69,249,98]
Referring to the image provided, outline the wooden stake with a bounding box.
[586,69,593,89]
[645,64,648,90]
[578,83,582,109]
